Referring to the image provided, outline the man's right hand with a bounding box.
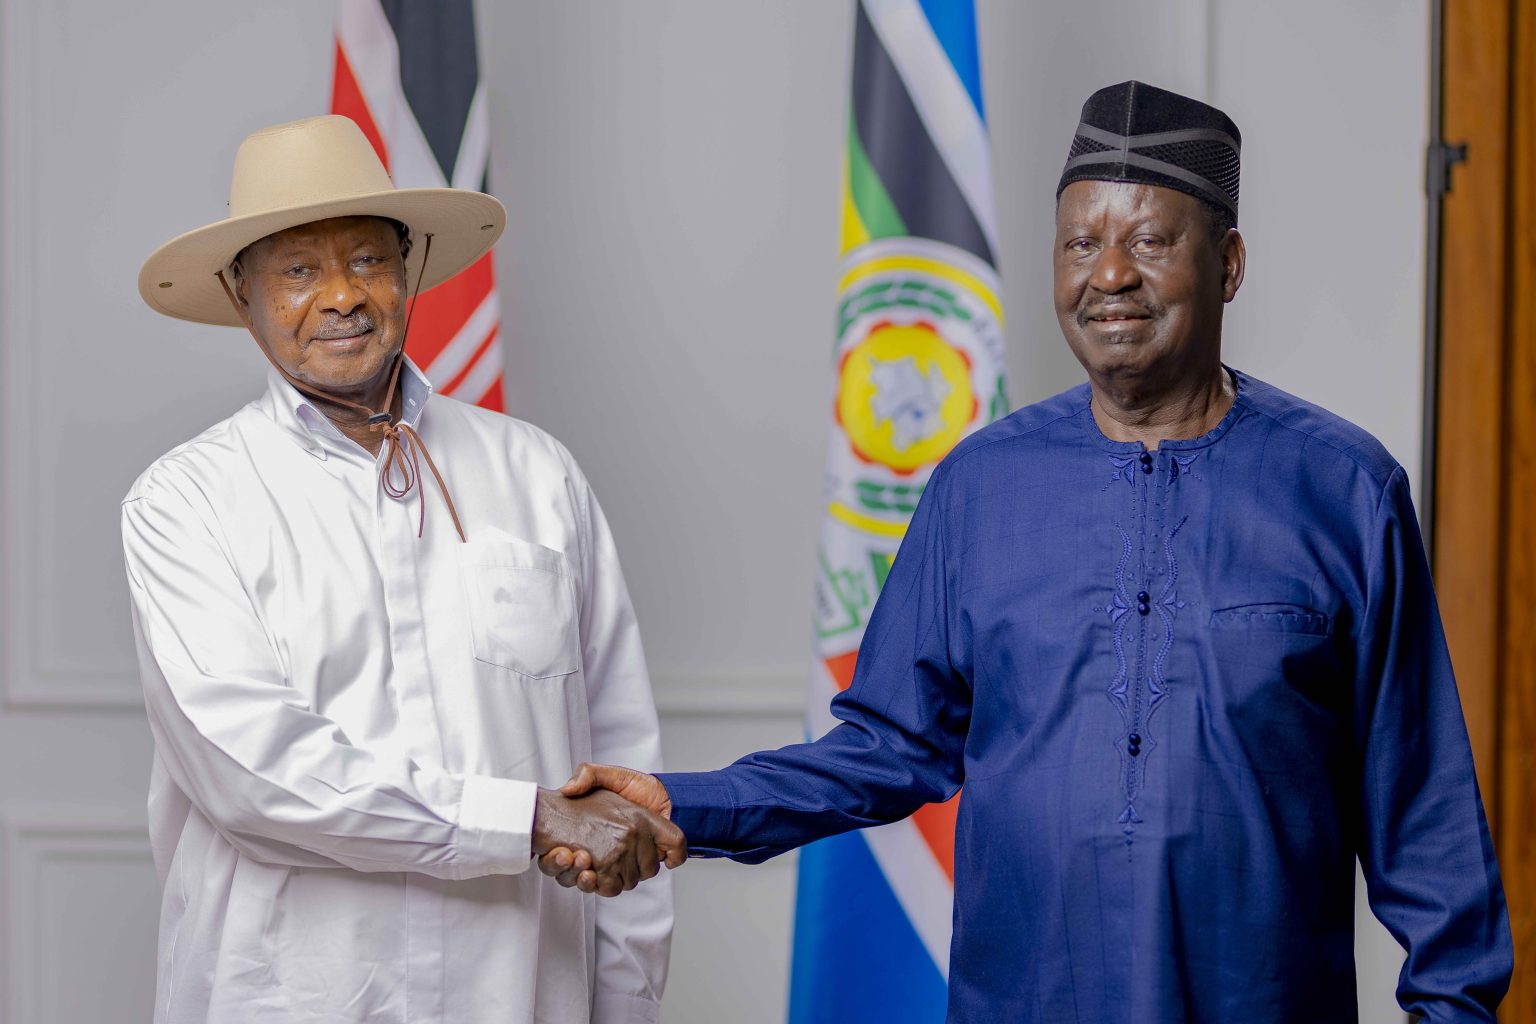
[531,786,686,898]
[537,764,680,894]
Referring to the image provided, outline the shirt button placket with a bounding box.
[375,466,447,1023]
[377,479,440,762]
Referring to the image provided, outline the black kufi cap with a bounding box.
[1057,81,1241,223]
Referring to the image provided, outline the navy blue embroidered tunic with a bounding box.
[659,372,1511,1022]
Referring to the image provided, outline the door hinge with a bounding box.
[1427,140,1469,198]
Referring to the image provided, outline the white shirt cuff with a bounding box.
[593,992,661,1024]
[456,774,537,877]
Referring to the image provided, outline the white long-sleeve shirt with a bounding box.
[121,360,671,1024]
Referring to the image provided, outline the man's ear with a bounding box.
[1220,228,1246,303]
[228,263,250,310]
[215,264,256,330]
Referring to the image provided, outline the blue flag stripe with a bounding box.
[789,832,949,1023]
[915,0,985,121]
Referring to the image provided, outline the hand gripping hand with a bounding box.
[536,764,683,895]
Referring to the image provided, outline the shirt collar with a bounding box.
[261,357,434,461]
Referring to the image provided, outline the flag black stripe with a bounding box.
[380,0,479,182]
[850,1,993,266]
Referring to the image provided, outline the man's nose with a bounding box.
[317,261,367,316]
[1088,244,1142,294]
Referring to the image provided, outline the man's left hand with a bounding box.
[537,764,680,893]
[531,785,685,897]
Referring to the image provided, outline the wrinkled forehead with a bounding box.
[1054,180,1205,230]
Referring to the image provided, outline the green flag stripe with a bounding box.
[848,114,907,240]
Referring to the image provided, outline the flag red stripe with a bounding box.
[330,42,389,170]
[403,252,496,368]
[911,797,958,882]
[825,651,860,691]
[441,327,500,396]
[472,374,506,412]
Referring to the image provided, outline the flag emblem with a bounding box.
[834,238,1001,475]
[837,319,973,471]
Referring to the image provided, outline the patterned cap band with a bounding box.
[1058,81,1242,223]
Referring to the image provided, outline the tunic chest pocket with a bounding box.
[1206,603,1343,723]
[1209,602,1329,636]
[460,535,581,679]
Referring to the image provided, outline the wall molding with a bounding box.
[0,669,813,716]
[0,807,154,1024]
[0,0,143,711]
[0,662,814,718]
[652,671,805,718]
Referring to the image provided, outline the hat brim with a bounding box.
[138,187,507,327]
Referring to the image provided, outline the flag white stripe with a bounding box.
[424,290,500,387]
[450,335,504,403]
[452,81,491,191]
[335,0,447,190]
[862,0,999,257]
[863,819,955,980]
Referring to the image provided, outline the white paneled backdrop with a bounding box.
[0,2,1427,1022]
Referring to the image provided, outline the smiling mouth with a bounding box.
[312,327,373,343]
[1081,307,1154,327]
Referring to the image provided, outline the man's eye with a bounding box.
[1131,238,1163,254]
[1068,238,1095,254]
[285,265,311,277]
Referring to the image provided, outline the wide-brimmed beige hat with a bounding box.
[139,114,506,326]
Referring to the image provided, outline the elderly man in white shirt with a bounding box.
[124,115,681,1024]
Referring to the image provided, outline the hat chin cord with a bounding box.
[215,233,467,543]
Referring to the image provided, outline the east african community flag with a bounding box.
[791,0,1008,1020]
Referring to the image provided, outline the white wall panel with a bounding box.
[483,0,850,692]
[0,3,330,1023]
[0,0,331,709]
[1212,0,1429,486]
[660,700,803,1024]
[980,0,1214,406]
[1,812,156,1024]
[1207,5,1428,1020]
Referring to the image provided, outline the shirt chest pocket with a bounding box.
[460,535,581,679]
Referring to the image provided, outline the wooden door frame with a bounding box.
[1432,0,1533,1013]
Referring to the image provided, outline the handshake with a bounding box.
[531,764,685,897]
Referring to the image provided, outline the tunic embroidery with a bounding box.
[1108,454,1140,486]
[1103,451,1190,849]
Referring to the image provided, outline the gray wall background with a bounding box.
[0,2,1427,1022]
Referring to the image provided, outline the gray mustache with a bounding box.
[311,313,377,340]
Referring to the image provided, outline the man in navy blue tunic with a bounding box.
[544,82,1513,1021]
